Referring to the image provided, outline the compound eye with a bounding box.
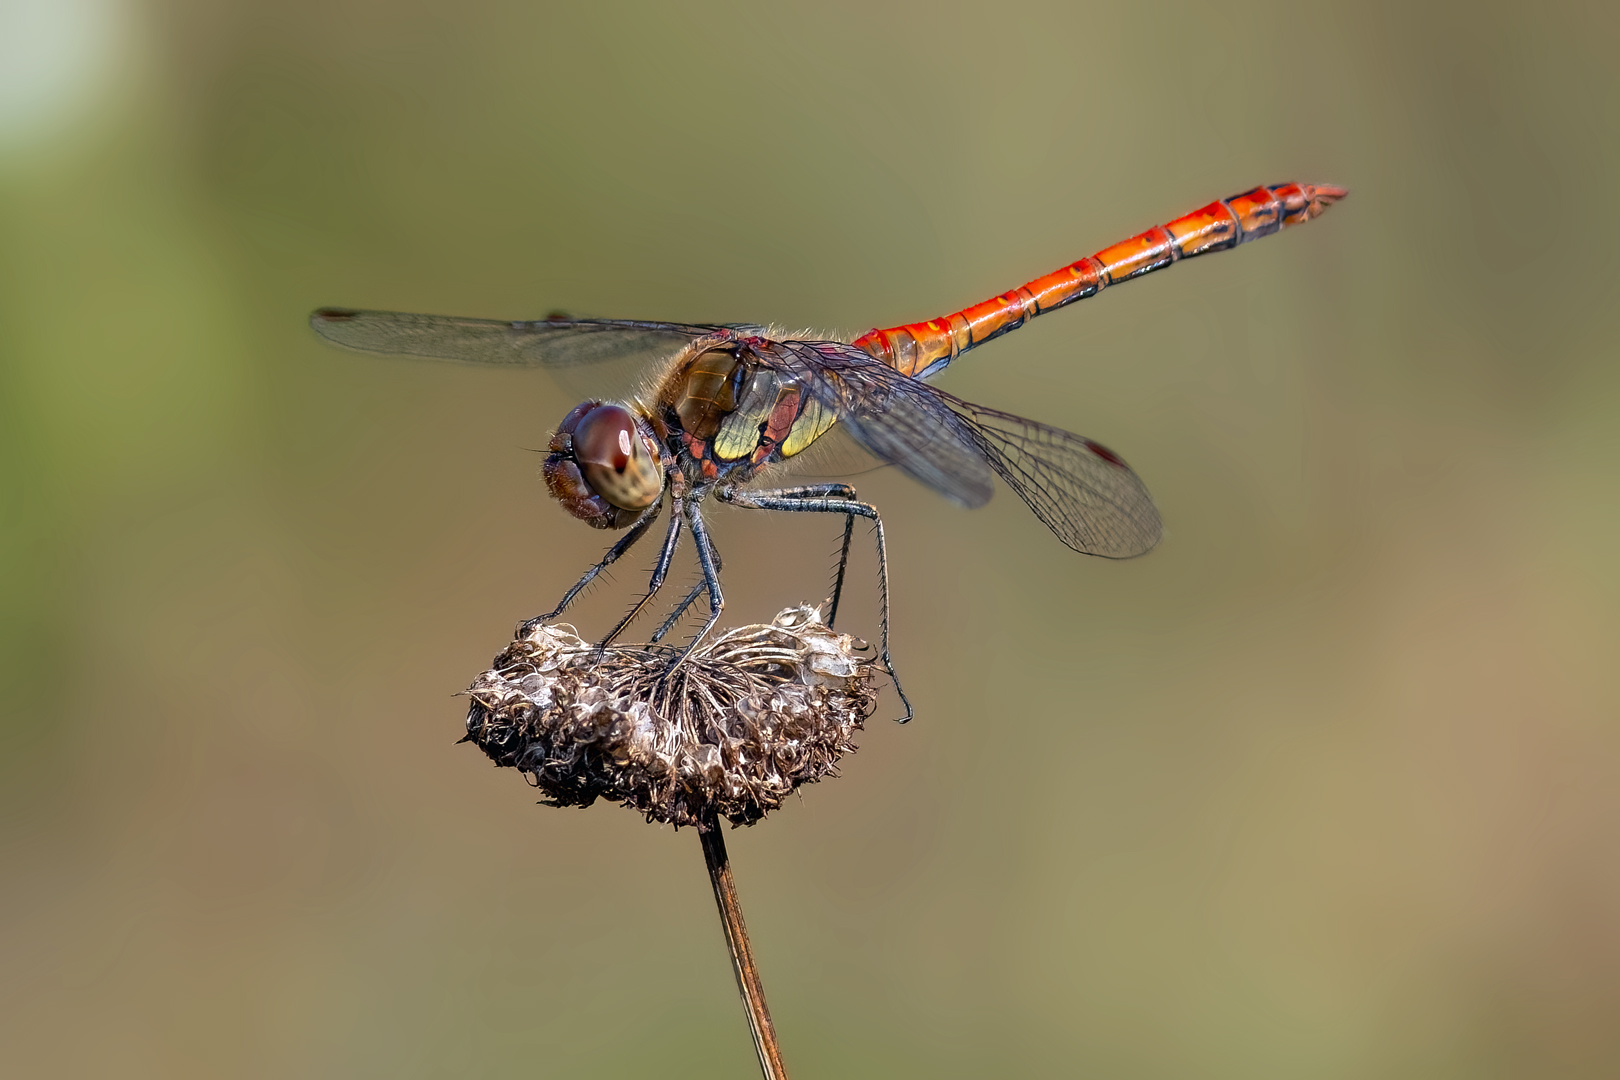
[572,404,662,512]
[572,404,637,468]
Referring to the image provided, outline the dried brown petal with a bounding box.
[462,606,879,827]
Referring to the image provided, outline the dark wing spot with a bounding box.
[312,308,357,321]
[544,311,572,322]
[1083,438,1127,468]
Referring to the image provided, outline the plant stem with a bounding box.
[700,814,789,1080]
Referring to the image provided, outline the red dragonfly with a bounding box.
[313,182,1344,721]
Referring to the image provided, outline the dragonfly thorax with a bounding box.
[653,338,840,485]
[672,345,747,442]
[544,401,667,529]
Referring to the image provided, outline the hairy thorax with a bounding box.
[655,337,837,486]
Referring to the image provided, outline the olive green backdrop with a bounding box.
[3,1,1617,1077]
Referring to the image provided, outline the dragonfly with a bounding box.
[312,181,1344,721]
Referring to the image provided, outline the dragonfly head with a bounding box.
[544,401,666,529]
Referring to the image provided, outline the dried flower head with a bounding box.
[462,605,879,827]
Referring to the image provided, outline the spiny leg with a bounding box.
[671,502,725,665]
[718,485,913,723]
[651,545,723,645]
[651,580,708,645]
[711,483,860,627]
[598,496,685,648]
[519,504,661,637]
[656,482,856,643]
[829,513,855,629]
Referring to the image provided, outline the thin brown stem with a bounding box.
[700,814,789,1080]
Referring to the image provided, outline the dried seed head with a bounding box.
[462,606,879,827]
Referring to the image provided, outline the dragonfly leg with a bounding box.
[650,544,723,644]
[718,485,913,724]
[715,483,860,626]
[519,503,661,637]
[650,580,707,645]
[658,483,856,644]
[831,512,855,628]
[598,496,685,648]
[669,502,725,665]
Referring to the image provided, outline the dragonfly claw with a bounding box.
[517,611,563,639]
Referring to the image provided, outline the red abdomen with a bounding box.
[854,182,1346,379]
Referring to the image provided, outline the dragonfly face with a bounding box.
[543,400,668,529]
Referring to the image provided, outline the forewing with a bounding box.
[765,340,1162,558]
[309,308,732,369]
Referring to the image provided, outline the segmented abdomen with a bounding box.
[853,182,1346,379]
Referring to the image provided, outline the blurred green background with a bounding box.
[3,1,1618,1076]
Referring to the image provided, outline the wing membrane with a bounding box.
[944,400,1163,558]
[772,340,995,507]
[309,308,728,369]
[766,340,1162,558]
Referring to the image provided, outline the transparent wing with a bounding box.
[309,308,745,369]
[941,398,1164,558]
[766,340,1163,558]
[778,341,995,509]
